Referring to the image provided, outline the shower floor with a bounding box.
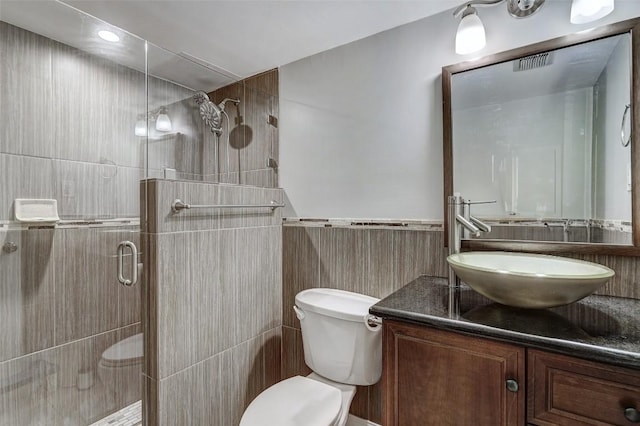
[90,400,141,426]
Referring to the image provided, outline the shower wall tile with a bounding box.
[51,43,146,170]
[243,69,279,97]
[151,327,279,426]
[219,333,265,426]
[393,229,448,286]
[54,227,141,345]
[0,22,55,158]
[117,166,145,219]
[156,353,222,426]
[0,228,56,362]
[263,327,282,389]
[568,253,640,299]
[317,227,368,294]
[152,229,223,379]
[52,160,118,219]
[0,154,55,221]
[282,226,321,328]
[145,179,283,234]
[205,70,279,188]
[0,343,58,426]
[366,229,396,299]
[152,225,281,379]
[281,326,311,380]
[242,168,277,188]
[0,323,140,426]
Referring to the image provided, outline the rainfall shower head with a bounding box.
[193,91,240,135]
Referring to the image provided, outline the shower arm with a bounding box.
[219,98,240,110]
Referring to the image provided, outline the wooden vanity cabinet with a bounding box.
[528,350,640,426]
[382,320,526,426]
[383,320,640,426]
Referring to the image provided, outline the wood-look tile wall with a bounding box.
[281,222,640,423]
[143,179,283,425]
[204,70,279,188]
[281,223,448,424]
[0,21,148,221]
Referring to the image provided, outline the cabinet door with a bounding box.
[382,320,525,426]
[528,349,640,426]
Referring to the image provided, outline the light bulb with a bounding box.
[456,8,486,55]
[155,108,172,132]
[571,0,614,24]
[134,118,147,137]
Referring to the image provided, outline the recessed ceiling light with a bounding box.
[98,30,119,43]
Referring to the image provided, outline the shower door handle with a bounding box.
[117,241,138,287]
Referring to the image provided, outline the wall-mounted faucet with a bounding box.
[448,194,494,288]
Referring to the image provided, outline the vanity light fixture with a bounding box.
[155,107,172,132]
[134,115,147,137]
[455,5,486,55]
[97,30,119,43]
[453,0,543,56]
[570,0,614,24]
[133,107,173,136]
[453,0,614,55]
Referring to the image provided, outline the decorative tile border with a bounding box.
[283,217,443,231]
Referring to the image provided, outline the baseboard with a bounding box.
[346,414,381,426]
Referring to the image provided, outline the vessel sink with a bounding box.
[447,252,615,309]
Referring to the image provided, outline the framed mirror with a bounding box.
[443,18,640,256]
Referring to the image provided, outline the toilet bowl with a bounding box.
[240,289,381,426]
[97,333,143,404]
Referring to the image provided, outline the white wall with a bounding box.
[594,35,633,221]
[280,1,640,220]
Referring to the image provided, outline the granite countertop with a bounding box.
[370,276,640,370]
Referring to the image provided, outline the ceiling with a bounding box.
[61,0,462,80]
[452,34,626,109]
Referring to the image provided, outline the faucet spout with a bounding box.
[456,214,481,237]
[469,215,491,233]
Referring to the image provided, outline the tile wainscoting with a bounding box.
[142,179,283,425]
[281,219,639,424]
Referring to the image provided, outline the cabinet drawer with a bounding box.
[528,349,640,426]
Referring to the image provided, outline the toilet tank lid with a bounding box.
[295,288,379,322]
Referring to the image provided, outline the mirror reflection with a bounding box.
[451,33,632,244]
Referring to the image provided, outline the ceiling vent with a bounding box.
[514,52,553,71]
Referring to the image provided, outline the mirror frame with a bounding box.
[443,17,640,256]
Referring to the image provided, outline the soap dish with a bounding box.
[14,199,60,224]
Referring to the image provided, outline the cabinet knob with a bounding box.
[505,379,519,393]
[625,407,640,423]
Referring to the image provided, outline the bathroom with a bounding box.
[1,0,639,425]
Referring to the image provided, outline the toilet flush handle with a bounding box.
[293,305,305,321]
[365,314,382,332]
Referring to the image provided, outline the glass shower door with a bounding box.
[0,2,146,424]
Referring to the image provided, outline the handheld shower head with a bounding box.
[193,92,241,135]
[194,91,222,134]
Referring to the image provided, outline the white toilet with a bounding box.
[240,288,382,426]
[97,333,143,404]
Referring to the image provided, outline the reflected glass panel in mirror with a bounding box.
[451,33,632,245]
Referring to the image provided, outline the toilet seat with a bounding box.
[100,333,143,367]
[240,376,342,426]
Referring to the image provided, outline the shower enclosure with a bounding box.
[0,2,240,424]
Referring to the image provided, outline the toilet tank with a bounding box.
[294,288,382,386]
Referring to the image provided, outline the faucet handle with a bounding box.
[466,200,497,205]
